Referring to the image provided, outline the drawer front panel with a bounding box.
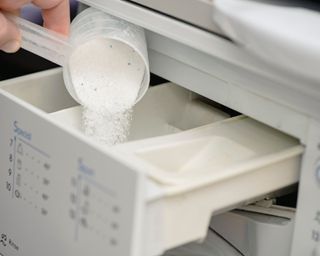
[0,92,143,256]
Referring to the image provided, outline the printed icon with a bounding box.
[110,238,117,246]
[111,222,119,230]
[42,194,49,201]
[43,163,50,170]
[112,205,120,214]
[43,178,50,186]
[312,229,320,242]
[41,208,48,216]
[9,138,13,147]
[17,158,22,170]
[17,143,23,156]
[15,190,21,199]
[0,234,7,247]
[83,185,90,196]
[6,182,11,192]
[70,193,77,204]
[9,154,13,162]
[7,168,12,176]
[80,217,88,228]
[69,209,76,220]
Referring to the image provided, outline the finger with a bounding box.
[33,0,70,35]
[0,12,21,53]
[0,1,30,11]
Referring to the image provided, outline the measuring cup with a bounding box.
[11,7,150,105]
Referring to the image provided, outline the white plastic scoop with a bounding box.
[9,14,72,66]
[7,9,150,105]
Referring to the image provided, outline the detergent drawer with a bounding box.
[0,70,145,256]
[0,68,303,256]
[118,116,302,254]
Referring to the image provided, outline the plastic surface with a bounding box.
[210,209,294,256]
[9,14,72,66]
[138,119,302,252]
[120,116,302,186]
[50,83,229,141]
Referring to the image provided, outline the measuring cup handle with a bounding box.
[7,14,72,66]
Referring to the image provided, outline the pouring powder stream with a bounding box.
[69,38,145,145]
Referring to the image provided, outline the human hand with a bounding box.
[0,0,70,53]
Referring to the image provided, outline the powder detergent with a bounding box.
[69,38,145,145]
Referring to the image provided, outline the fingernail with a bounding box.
[1,40,20,53]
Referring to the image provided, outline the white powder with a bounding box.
[69,38,145,145]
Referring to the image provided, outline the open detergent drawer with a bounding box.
[116,115,303,253]
[49,81,229,140]
[0,68,303,256]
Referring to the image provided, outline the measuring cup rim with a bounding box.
[63,37,150,106]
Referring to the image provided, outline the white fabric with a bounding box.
[213,0,320,82]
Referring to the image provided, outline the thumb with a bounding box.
[0,12,21,53]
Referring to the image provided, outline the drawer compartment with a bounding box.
[117,116,302,252]
[50,82,229,141]
[122,116,302,185]
[0,68,303,256]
